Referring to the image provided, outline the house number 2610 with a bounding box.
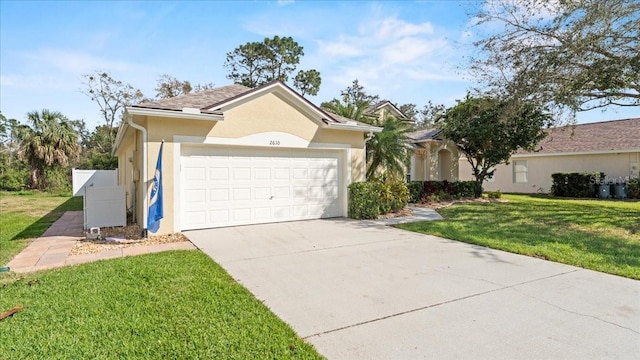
[269,140,281,146]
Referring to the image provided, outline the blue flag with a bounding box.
[147,142,164,233]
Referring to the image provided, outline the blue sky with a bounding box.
[1,0,636,130]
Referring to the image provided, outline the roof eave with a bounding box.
[126,106,224,121]
[326,122,383,133]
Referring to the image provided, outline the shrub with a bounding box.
[551,172,603,198]
[407,181,423,203]
[388,180,409,212]
[408,180,480,203]
[348,182,383,219]
[628,178,640,199]
[0,168,29,191]
[348,180,409,219]
[485,190,502,199]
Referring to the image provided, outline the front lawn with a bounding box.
[0,191,82,266]
[398,194,640,279]
[0,251,322,359]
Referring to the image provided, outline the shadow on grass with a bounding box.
[11,196,83,241]
[398,199,640,279]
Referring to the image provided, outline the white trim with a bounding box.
[173,142,181,233]
[126,107,224,121]
[326,122,382,133]
[512,149,640,158]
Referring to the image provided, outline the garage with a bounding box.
[180,145,343,230]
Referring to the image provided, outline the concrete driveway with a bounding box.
[185,219,640,359]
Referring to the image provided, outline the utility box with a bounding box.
[613,184,628,199]
[598,184,611,199]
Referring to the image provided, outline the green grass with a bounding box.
[398,194,640,279]
[0,251,322,359]
[0,191,82,265]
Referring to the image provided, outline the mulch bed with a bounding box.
[70,225,189,256]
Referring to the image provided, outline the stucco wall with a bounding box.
[459,152,640,193]
[411,140,460,181]
[119,91,367,234]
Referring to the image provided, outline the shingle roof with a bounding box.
[407,128,441,142]
[365,100,407,119]
[130,81,382,129]
[133,84,251,114]
[526,118,640,154]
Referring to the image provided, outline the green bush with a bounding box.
[388,181,409,212]
[628,178,640,199]
[408,180,480,203]
[348,180,409,219]
[0,168,29,191]
[485,190,502,199]
[407,181,423,203]
[551,172,603,198]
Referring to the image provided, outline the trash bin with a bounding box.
[614,184,628,199]
[599,184,611,199]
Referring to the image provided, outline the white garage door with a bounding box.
[181,146,343,230]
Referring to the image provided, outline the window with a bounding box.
[513,161,528,183]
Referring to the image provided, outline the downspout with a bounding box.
[126,114,148,231]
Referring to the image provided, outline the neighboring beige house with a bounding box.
[458,118,640,193]
[365,100,410,123]
[407,128,461,182]
[113,81,381,234]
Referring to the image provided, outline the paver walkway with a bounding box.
[6,211,195,273]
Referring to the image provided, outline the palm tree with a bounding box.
[17,110,80,190]
[366,116,413,180]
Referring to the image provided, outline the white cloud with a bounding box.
[376,18,434,39]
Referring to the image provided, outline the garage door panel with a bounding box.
[210,168,229,180]
[181,146,343,230]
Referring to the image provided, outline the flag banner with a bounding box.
[147,142,164,233]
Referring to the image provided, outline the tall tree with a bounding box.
[16,110,80,190]
[154,74,215,99]
[470,0,640,117]
[81,71,145,144]
[321,79,379,124]
[224,36,322,95]
[398,103,418,122]
[366,116,413,181]
[437,95,552,190]
[416,101,445,129]
[294,70,321,96]
[155,74,192,99]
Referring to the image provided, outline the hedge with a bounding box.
[628,178,640,199]
[407,180,481,203]
[551,172,604,198]
[348,180,409,219]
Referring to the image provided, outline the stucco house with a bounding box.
[457,118,640,193]
[113,81,381,234]
[406,128,460,182]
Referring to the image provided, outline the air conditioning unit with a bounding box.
[598,184,611,199]
[613,184,628,199]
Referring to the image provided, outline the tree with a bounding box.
[154,74,215,99]
[366,116,413,180]
[294,69,321,96]
[321,79,379,124]
[82,71,145,144]
[470,0,640,117]
[437,95,552,190]
[416,101,445,129]
[16,110,80,190]
[398,103,418,121]
[155,74,192,99]
[224,35,322,94]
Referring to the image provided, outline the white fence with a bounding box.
[72,169,126,229]
[72,169,117,196]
